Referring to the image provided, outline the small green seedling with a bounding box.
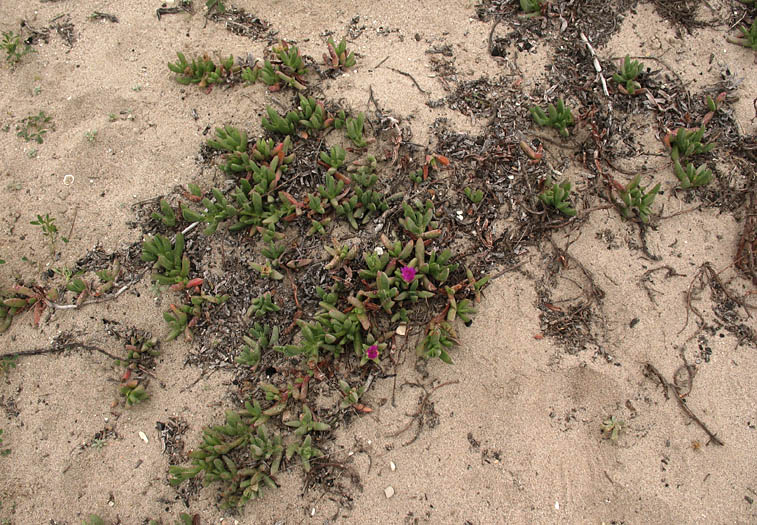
[168,52,238,88]
[207,125,248,153]
[345,113,369,148]
[600,415,624,441]
[65,277,91,306]
[349,155,378,187]
[120,382,149,406]
[1,286,53,333]
[262,106,298,135]
[85,129,97,143]
[259,60,278,87]
[339,380,367,410]
[242,64,261,84]
[319,145,346,173]
[95,260,122,295]
[285,435,323,472]
[323,37,356,69]
[17,111,53,143]
[416,322,458,364]
[249,425,283,472]
[539,180,576,217]
[151,199,177,227]
[464,187,484,204]
[284,405,331,437]
[31,213,66,256]
[702,92,727,126]
[307,217,330,236]
[1,31,33,64]
[168,52,214,86]
[274,41,306,76]
[252,136,293,166]
[0,355,17,375]
[237,323,279,367]
[255,45,307,92]
[247,292,280,318]
[261,240,285,266]
[728,19,757,50]
[249,262,284,280]
[674,161,712,189]
[317,174,346,210]
[530,98,573,137]
[667,126,714,162]
[519,0,546,16]
[163,304,192,341]
[446,289,476,325]
[141,233,193,288]
[414,241,458,285]
[324,241,359,270]
[297,95,329,132]
[0,428,11,456]
[399,200,440,239]
[618,175,660,224]
[206,0,226,14]
[333,109,347,129]
[116,333,158,406]
[612,55,644,95]
[706,95,721,112]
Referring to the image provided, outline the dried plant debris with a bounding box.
[19,20,50,45]
[477,0,633,45]
[736,192,757,284]
[157,417,190,464]
[88,12,119,23]
[51,14,76,47]
[440,77,509,118]
[209,6,272,40]
[475,0,517,22]
[538,289,600,355]
[684,263,756,346]
[650,0,717,34]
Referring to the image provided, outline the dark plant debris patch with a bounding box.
[209,6,273,41]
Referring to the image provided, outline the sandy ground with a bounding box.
[1,0,756,524]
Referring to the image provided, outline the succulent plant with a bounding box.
[530,98,574,137]
[674,161,712,189]
[618,175,660,224]
[323,37,356,69]
[539,180,576,217]
[612,55,644,95]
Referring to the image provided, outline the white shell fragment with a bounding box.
[138,431,149,443]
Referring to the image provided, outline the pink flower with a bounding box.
[365,344,379,360]
[400,266,416,283]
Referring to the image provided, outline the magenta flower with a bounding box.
[400,266,416,283]
[365,344,379,360]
